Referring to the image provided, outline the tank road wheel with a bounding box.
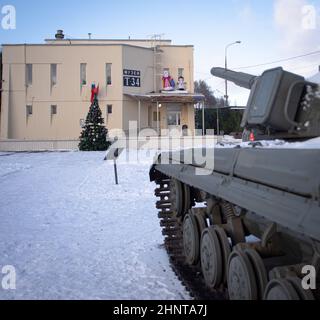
[287,277,315,300]
[170,179,184,217]
[227,249,258,300]
[264,277,314,300]
[244,249,268,299]
[183,213,200,265]
[200,227,223,289]
[194,210,207,235]
[214,226,232,285]
[263,278,300,300]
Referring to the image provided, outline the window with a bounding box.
[26,64,32,86]
[107,104,112,114]
[106,63,112,85]
[153,111,160,122]
[26,105,33,116]
[80,63,87,85]
[51,64,57,87]
[178,68,184,78]
[167,111,181,126]
[51,105,57,115]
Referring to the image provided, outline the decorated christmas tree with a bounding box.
[79,84,111,151]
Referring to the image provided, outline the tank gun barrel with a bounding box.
[211,67,257,89]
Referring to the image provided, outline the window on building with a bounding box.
[80,63,87,85]
[51,105,57,115]
[107,104,112,114]
[51,64,57,87]
[106,63,112,85]
[26,105,33,116]
[26,64,32,86]
[178,68,184,78]
[153,111,160,122]
[167,111,181,126]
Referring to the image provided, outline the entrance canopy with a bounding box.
[125,92,205,134]
[125,93,205,103]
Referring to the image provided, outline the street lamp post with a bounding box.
[216,41,241,137]
[224,41,241,108]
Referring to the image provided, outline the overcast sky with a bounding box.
[1,0,320,105]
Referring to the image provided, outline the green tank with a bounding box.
[149,67,320,300]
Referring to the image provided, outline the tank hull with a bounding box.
[150,147,320,300]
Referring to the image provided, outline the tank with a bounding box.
[149,67,320,300]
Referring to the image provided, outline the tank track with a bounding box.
[155,177,227,300]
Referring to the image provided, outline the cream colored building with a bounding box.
[0,32,203,140]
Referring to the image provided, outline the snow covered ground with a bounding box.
[0,150,190,300]
[1,136,319,300]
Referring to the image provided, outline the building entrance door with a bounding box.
[167,111,182,136]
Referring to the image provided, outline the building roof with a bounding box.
[3,39,193,49]
[44,38,172,42]
[125,93,205,103]
[1,43,155,49]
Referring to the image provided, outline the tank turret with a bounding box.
[211,67,320,140]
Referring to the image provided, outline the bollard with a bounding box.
[113,148,120,185]
[104,142,121,185]
[113,159,118,185]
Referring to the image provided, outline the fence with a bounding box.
[0,140,80,152]
[0,136,219,152]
